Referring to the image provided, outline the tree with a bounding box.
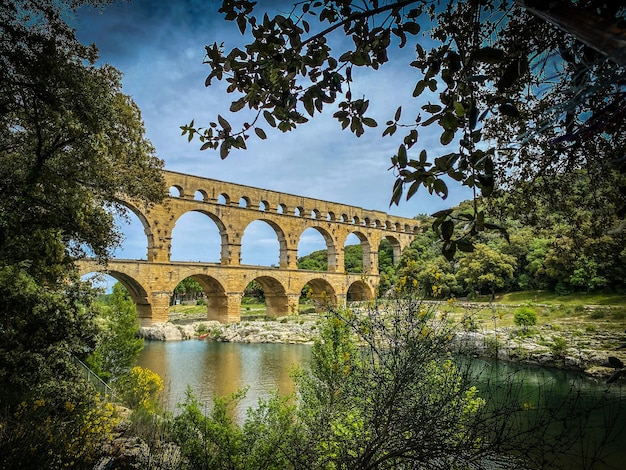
[183,0,625,257]
[0,0,164,462]
[87,283,144,382]
[456,243,517,297]
[173,276,204,302]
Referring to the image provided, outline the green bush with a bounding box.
[550,336,569,358]
[514,306,537,330]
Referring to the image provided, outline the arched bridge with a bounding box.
[79,170,420,325]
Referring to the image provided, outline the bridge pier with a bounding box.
[206,292,242,323]
[142,291,173,326]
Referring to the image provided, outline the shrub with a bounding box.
[550,336,569,358]
[116,366,163,413]
[0,392,119,469]
[514,306,537,330]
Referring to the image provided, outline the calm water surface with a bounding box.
[137,340,311,413]
[138,340,626,468]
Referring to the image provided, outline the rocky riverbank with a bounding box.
[138,315,626,381]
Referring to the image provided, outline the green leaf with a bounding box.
[413,80,427,97]
[394,106,402,121]
[362,117,377,127]
[422,104,442,113]
[403,22,420,35]
[390,178,403,206]
[441,220,454,240]
[217,114,232,132]
[230,98,246,112]
[254,127,267,139]
[406,180,421,200]
[397,144,408,168]
[263,110,276,127]
[433,179,448,199]
[457,238,475,252]
[453,101,465,117]
[442,241,457,260]
[219,140,231,159]
[431,209,453,218]
[440,130,454,145]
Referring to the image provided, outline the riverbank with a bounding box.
[139,311,626,381]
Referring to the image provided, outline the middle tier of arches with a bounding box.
[133,198,409,275]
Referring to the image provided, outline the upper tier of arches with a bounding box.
[125,170,420,275]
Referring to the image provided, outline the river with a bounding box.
[137,340,626,469]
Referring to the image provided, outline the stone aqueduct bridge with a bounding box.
[79,170,420,326]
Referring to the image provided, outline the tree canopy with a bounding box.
[0,0,164,409]
[184,0,625,257]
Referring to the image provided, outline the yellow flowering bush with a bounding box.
[116,366,164,413]
[2,392,119,468]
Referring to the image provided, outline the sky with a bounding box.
[73,0,473,268]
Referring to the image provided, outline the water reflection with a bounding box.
[137,341,626,467]
[137,340,311,415]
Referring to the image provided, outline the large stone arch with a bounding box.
[343,230,373,274]
[242,218,289,268]
[380,234,403,266]
[302,278,337,312]
[170,209,229,264]
[347,279,374,302]
[249,275,289,317]
[116,200,157,261]
[175,273,230,323]
[80,266,154,323]
[297,226,339,272]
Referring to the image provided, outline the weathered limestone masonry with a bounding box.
[79,170,420,326]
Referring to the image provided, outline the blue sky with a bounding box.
[74,0,473,268]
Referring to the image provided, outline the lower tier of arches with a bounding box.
[79,259,377,326]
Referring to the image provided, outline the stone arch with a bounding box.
[80,267,154,323]
[175,273,229,322]
[218,193,229,204]
[344,231,372,274]
[302,277,337,312]
[241,219,287,267]
[259,200,269,211]
[311,209,321,219]
[297,226,338,272]
[169,185,183,197]
[239,196,251,208]
[352,215,360,225]
[327,211,336,221]
[115,200,156,261]
[380,235,402,267]
[250,275,288,317]
[277,203,287,214]
[171,210,229,263]
[295,206,305,217]
[347,279,374,302]
[194,189,208,201]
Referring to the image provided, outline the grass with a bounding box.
[168,301,316,321]
[496,291,626,307]
[437,292,626,334]
[167,291,626,334]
